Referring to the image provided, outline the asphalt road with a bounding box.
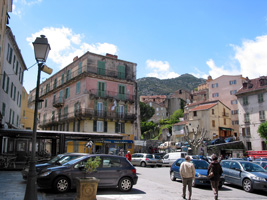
[0,167,266,200]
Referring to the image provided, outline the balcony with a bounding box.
[222,112,229,117]
[53,97,64,108]
[88,89,135,103]
[39,108,136,128]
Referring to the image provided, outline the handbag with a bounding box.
[208,167,214,179]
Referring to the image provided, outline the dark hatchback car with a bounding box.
[221,160,267,192]
[21,153,87,180]
[170,158,224,188]
[210,138,225,145]
[37,154,138,193]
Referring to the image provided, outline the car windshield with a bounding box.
[48,155,63,164]
[146,155,153,159]
[240,162,265,172]
[191,160,209,169]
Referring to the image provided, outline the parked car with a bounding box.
[37,154,138,193]
[221,160,267,192]
[131,153,157,167]
[170,158,224,187]
[209,138,225,145]
[153,154,163,167]
[21,153,88,180]
[162,152,187,166]
[253,161,267,170]
[224,137,235,143]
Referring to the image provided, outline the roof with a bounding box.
[236,76,267,95]
[190,103,217,112]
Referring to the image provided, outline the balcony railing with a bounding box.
[222,112,229,117]
[53,97,64,108]
[39,108,136,127]
[88,89,135,102]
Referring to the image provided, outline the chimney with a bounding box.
[106,53,118,59]
[73,56,78,62]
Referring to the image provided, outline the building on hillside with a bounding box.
[140,95,167,104]
[28,52,138,154]
[192,89,208,103]
[169,89,191,102]
[0,26,27,128]
[208,75,245,138]
[235,76,267,152]
[186,100,232,140]
[20,87,34,130]
[148,102,168,122]
[172,120,187,143]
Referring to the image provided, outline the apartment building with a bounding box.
[208,75,245,138]
[148,102,168,122]
[140,95,167,104]
[186,100,232,140]
[236,76,267,151]
[28,52,137,153]
[20,87,34,130]
[0,26,27,128]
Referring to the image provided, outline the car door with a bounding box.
[96,156,123,187]
[221,160,231,182]
[228,161,242,185]
[173,159,184,179]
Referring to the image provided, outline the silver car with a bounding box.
[131,153,157,167]
[221,160,267,192]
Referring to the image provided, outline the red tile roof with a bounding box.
[236,76,267,95]
[189,103,217,112]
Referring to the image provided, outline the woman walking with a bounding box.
[207,154,223,200]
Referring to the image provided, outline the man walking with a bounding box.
[180,155,195,200]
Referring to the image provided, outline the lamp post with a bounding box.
[24,35,51,200]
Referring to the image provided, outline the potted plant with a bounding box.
[75,156,101,200]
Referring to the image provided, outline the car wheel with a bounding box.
[242,178,253,192]
[170,171,176,181]
[53,176,70,193]
[141,162,146,167]
[118,177,133,192]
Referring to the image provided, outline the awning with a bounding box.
[103,139,134,144]
[219,127,233,131]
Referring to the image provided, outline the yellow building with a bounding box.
[20,87,34,129]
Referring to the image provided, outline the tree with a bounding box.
[139,102,155,122]
[184,125,207,155]
[258,121,267,143]
[169,109,184,124]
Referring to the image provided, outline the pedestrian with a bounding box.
[125,151,132,161]
[207,154,223,200]
[118,149,124,156]
[180,155,195,200]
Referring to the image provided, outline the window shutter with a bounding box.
[125,104,128,115]
[78,62,82,75]
[115,122,119,133]
[121,123,125,133]
[93,120,97,132]
[104,121,107,132]
[94,100,98,115]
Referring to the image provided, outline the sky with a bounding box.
[9,0,267,93]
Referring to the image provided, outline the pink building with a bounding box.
[29,52,138,154]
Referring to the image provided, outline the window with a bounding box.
[1,103,6,116]
[247,142,252,150]
[231,100,237,104]
[19,67,22,82]
[6,43,13,64]
[212,109,214,115]
[224,118,226,125]
[45,99,47,107]
[231,110,238,115]
[259,111,265,121]
[115,122,125,133]
[230,90,237,95]
[212,120,215,127]
[230,162,241,170]
[38,102,42,109]
[61,73,64,84]
[118,85,125,100]
[13,86,16,101]
[243,96,248,105]
[97,121,103,132]
[211,83,218,88]
[262,141,267,150]
[97,82,106,97]
[118,105,124,118]
[93,120,107,132]
[118,65,125,79]
[43,113,47,124]
[78,62,82,75]
[66,69,71,81]
[2,71,9,94]
[76,81,81,94]
[45,83,50,93]
[102,157,121,168]
[193,111,197,116]
[97,102,103,117]
[53,78,57,89]
[212,93,219,97]
[12,55,16,72]
[242,127,251,137]
[10,82,13,98]
[244,113,250,123]
[63,106,68,119]
[15,61,19,75]
[65,87,70,99]
[258,93,264,103]
[229,80,237,85]
[97,61,105,75]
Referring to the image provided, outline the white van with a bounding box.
[162,152,187,166]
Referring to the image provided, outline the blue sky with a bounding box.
[9,0,267,93]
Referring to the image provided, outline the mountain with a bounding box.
[137,74,206,97]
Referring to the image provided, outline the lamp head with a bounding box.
[33,35,51,63]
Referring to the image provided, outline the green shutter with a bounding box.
[125,104,128,115]
[118,65,125,79]
[94,100,98,112]
[115,122,118,133]
[97,61,105,75]
[104,121,107,132]
[76,82,80,94]
[93,120,97,132]
[78,62,82,74]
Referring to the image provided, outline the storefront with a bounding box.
[247,150,267,159]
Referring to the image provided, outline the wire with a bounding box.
[26,62,37,71]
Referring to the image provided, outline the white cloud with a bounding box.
[12,0,43,17]
[26,26,118,69]
[206,35,267,79]
[146,60,180,79]
[191,67,209,79]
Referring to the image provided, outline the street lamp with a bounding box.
[24,35,51,200]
